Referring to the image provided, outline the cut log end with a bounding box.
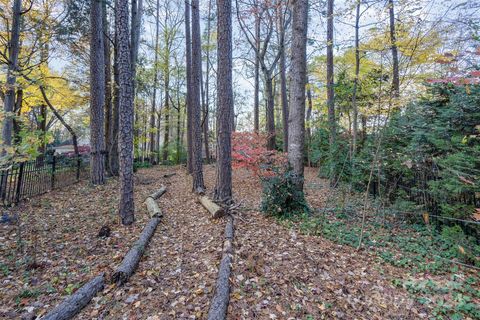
[199,196,225,219]
[145,197,163,218]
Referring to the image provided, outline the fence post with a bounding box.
[0,169,6,204]
[51,156,56,189]
[76,156,81,181]
[15,162,25,204]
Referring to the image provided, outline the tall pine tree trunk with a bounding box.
[191,0,205,193]
[253,4,260,133]
[116,0,135,225]
[327,0,337,186]
[351,0,360,156]
[288,0,308,192]
[306,80,313,167]
[2,0,22,150]
[103,0,114,174]
[185,0,193,173]
[388,0,400,98]
[110,24,120,176]
[90,0,106,185]
[277,3,288,152]
[149,0,160,164]
[265,74,276,150]
[214,0,233,203]
[203,0,213,164]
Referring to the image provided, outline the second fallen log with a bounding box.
[42,273,105,320]
[111,216,161,285]
[199,196,225,219]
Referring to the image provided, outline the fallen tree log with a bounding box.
[207,215,234,320]
[145,197,162,218]
[42,273,105,320]
[163,173,176,178]
[111,216,161,285]
[149,185,167,200]
[200,196,225,219]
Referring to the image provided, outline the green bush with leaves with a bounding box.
[260,168,310,218]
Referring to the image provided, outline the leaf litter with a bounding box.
[0,165,477,319]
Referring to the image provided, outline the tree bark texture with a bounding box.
[110,22,120,176]
[214,0,233,203]
[253,6,260,133]
[149,0,161,164]
[116,0,135,225]
[388,0,400,98]
[103,0,114,174]
[2,0,22,149]
[185,0,193,173]
[351,0,360,156]
[326,0,337,186]
[90,0,106,185]
[288,0,308,191]
[277,3,289,152]
[265,74,276,150]
[191,0,205,192]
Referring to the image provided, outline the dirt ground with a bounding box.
[0,165,474,319]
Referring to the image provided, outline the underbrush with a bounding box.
[279,208,480,319]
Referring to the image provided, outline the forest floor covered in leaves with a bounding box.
[0,165,478,319]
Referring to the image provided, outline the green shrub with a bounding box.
[260,169,310,218]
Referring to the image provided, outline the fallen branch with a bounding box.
[149,185,167,200]
[208,215,234,320]
[111,216,161,285]
[163,173,176,178]
[42,273,105,320]
[200,196,225,219]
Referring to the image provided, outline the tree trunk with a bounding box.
[277,3,288,152]
[265,74,276,150]
[253,6,260,133]
[191,0,205,193]
[130,0,143,87]
[12,89,23,144]
[110,24,120,176]
[214,0,233,204]
[2,0,22,149]
[185,0,193,174]
[90,0,106,185]
[327,0,336,186]
[116,0,135,225]
[204,0,213,163]
[149,0,160,165]
[306,81,313,167]
[288,0,308,192]
[351,0,360,157]
[388,0,400,98]
[162,90,170,162]
[104,0,114,174]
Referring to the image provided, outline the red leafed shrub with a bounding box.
[232,132,287,178]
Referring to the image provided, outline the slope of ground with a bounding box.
[0,165,477,319]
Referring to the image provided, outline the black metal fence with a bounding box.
[0,156,88,206]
